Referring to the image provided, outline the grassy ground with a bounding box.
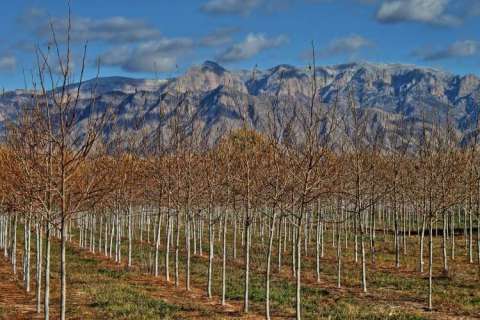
[1,225,479,319]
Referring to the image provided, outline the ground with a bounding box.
[1,229,479,319]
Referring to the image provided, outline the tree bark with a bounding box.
[221,212,228,305]
[35,220,42,313]
[428,216,433,311]
[265,210,276,320]
[207,206,214,298]
[60,217,67,320]
[44,221,51,320]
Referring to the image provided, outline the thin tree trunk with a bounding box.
[442,213,448,273]
[155,208,162,277]
[165,211,171,282]
[185,211,191,291]
[469,210,473,263]
[244,215,251,313]
[277,216,283,273]
[233,214,237,260]
[175,210,180,287]
[207,206,213,298]
[24,215,31,292]
[428,216,433,311]
[221,212,228,305]
[265,210,276,320]
[295,213,303,320]
[12,213,17,275]
[44,221,51,320]
[419,214,426,272]
[451,209,455,260]
[337,218,342,288]
[60,217,67,320]
[35,220,42,313]
[315,210,321,283]
[128,205,133,269]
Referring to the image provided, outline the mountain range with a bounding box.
[1,61,479,147]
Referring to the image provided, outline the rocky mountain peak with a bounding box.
[167,61,247,94]
[200,60,227,74]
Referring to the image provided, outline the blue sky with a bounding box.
[0,0,479,89]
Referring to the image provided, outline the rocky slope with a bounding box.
[1,61,479,147]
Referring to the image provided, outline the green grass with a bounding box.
[89,284,180,319]
[314,301,427,320]
[121,227,480,319]
[64,242,182,319]
[96,268,129,279]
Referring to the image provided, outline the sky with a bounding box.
[0,0,479,89]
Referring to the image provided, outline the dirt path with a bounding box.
[127,273,261,319]
[0,257,40,320]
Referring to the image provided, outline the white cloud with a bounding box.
[218,33,288,62]
[0,55,16,72]
[69,16,161,43]
[320,35,373,56]
[376,0,460,26]
[201,0,263,15]
[200,27,240,47]
[414,40,479,61]
[100,38,194,72]
[20,8,162,44]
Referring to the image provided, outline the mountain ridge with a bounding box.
[1,61,479,145]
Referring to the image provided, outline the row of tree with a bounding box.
[1,120,479,319]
